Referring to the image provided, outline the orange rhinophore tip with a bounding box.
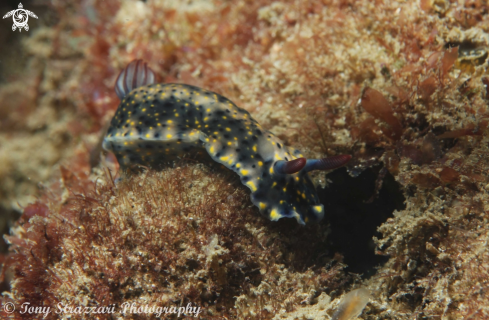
[331,288,370,320]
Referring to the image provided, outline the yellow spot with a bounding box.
[222,116,227,119]
[270,166,274,174]
[226,128,231,132]
[228,142,232,146]
[272,182,277,188]
[210,146,215,153]
[246,181,257,192]
[146,134,150,138]
[248,131,252,135]
[167,120,173,124]
[131,122,135,125]
[142,108,146,112]
[259,202,267,209]
[204,117,208,121]
[302,193,306,199]
[115,133,120,137]
[175,113,179,117]
[241,169,249,175]
[295,176,299,181]
[195,120,199,124]
[283,187,287,192]
[206,108,211,112]
[228,160,233,165]
[236,163,241,168]
[253,146,257,152]
[130,132,134,136]
[124,142,128,145]
[270,209,281,220]
[126,120,130,123]
[166,134,173,138]
[220,156,229,161]
[258,161,263,167]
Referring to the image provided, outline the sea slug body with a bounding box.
[103,60,351,224]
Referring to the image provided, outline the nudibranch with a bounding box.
[103,60,351,224]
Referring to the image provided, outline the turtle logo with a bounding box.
[3,3,38,32]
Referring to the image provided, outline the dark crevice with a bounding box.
[318,166,405,278]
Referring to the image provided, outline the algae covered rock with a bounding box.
[2,162,347,319]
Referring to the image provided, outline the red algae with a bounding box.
[22,203,49,219]
[360,87,403,141]
[441,47,459,78]
[2,163,349,319]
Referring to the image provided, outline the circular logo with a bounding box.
[4,302,15,313]
[13,9,28,28]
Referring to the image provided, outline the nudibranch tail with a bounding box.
[275,158,307,174]
[303,154,352,173]
[115,59,156,99]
